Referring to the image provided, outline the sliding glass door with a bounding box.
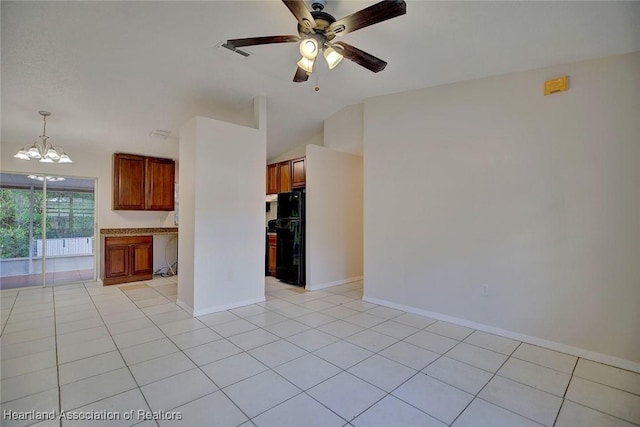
[0,173,96,289]
[0,174,44,288]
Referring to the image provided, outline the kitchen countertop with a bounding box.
[100,227,178,237]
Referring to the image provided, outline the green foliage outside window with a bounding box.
[0,188,94,259]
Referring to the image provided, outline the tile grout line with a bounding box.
[84,283,159,425]
[567,370,640,398]
[51,285,63,427]
[445,339,542,427]
[223,310,357,424]
[0,292,19,337]
[3,287,63,423]
[117,282,256,425]
[192,286,400,425]
[270,282,484,424]
[380,340,464,425]
[6,278,637,427]
[262,282,620,423]
[2,287,348,418]
[187,287,369,424]
[285,295,438,424]
[552,356,580,427]
[210,303,352,423]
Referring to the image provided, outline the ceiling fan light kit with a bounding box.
[323,45,343,69]
[299,38,319,59]
[297,57,315,73]
[226,0,406,82]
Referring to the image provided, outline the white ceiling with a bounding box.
[2,1,639,161]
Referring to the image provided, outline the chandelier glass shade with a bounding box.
[14,111,72,164]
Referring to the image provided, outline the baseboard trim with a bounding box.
[191,296,266,317]
[176,299,194,316]
[306,276,364,291]
[363,295,640,374]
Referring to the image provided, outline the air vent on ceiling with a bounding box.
[149,129,171,139]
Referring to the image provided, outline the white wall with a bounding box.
[364,52,640,368]
[178,101,266,315]
[153,230,178,274]
[306,145,363,290]
[268,131,323,164]
[176,120,197,310]
[324,103,364,156]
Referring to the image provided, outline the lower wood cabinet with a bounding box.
[268,234,277,276]
[103,236,153,285]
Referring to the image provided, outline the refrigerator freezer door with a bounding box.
[277,191,304,219]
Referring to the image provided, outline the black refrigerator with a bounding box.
[275,190,305,286]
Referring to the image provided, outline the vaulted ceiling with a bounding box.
[2,1,639,161]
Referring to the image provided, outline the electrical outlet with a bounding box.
[481,284,489,296]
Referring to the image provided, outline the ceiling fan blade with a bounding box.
[282,0,316,32]
[332,42,387,73]
[293,66,310,82]
[226,35,300,48]
[328,0,406,36]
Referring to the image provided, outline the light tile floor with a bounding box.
[1,276,639,427]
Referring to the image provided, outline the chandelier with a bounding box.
[14,111,72,163]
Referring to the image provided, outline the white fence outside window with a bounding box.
[33,237,95,257]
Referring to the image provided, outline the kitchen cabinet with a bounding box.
[266,164,278,195]
[266,157,305,195]
[102,236,153,285]
[291,157,306,188]
[113,153,175,211]
[268,234,277,276]
[113,153,146,209]
[146,157,175,210]
[278,161,291,193]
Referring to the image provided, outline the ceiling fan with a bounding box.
[225,0,407,82]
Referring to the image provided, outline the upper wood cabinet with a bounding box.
[266,157,305,195]
[266,163,278,195]
[113,153,146,210]
[113,153,175,211]
[278,161,292,193]
[146,157,175,210]
[291,157,306,189]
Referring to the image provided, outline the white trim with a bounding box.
[363,295,640,374]
[306,276,364,291]
[191,296,266,317]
